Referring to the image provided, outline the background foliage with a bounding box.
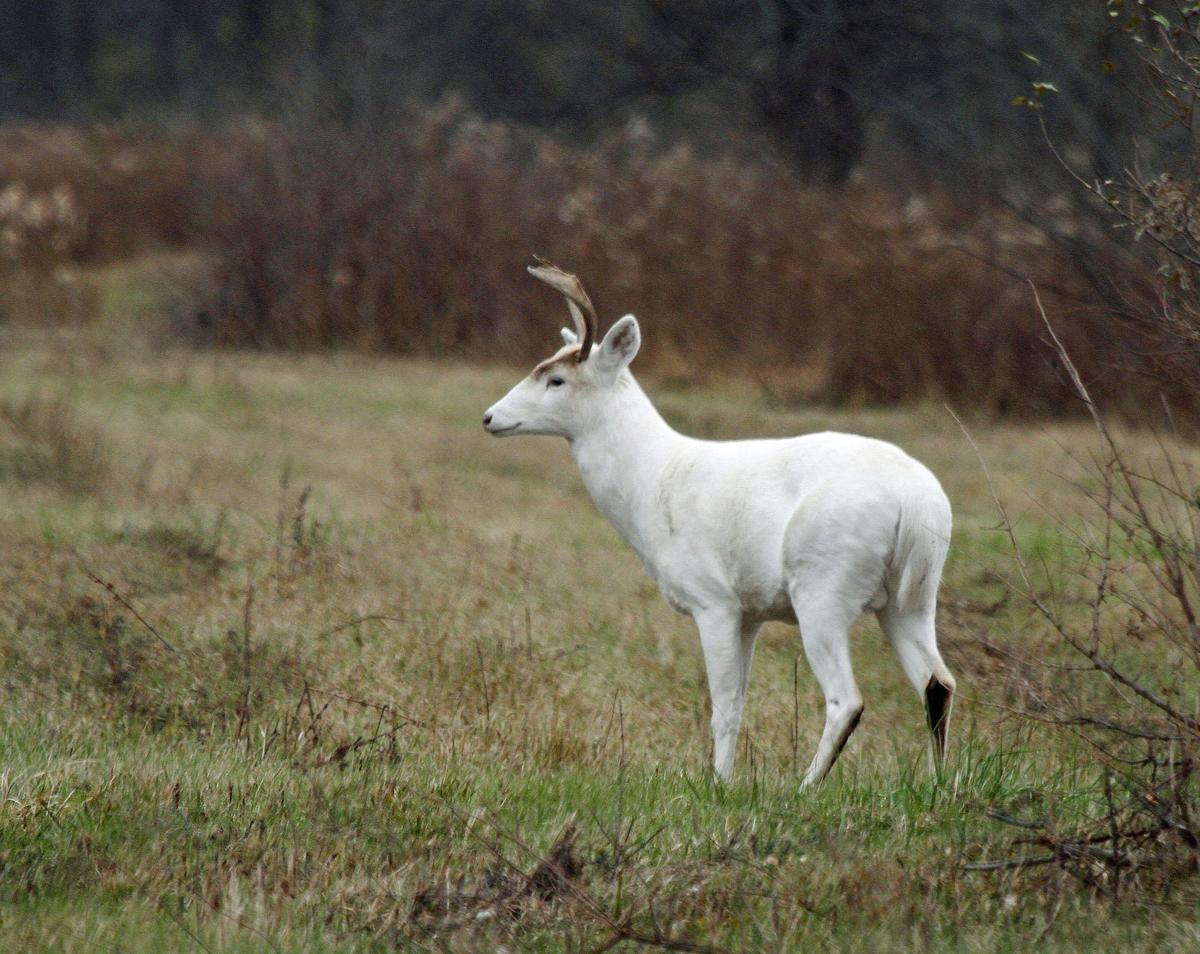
[0,0,1187,417]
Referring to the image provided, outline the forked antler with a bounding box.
[527,256,598,361]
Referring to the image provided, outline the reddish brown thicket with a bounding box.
[195,111,1151,417]
[0,114,1168,418]
[0,124,206,262]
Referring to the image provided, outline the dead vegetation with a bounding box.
[199,109,1133,419]
[0,125,203,263]
[954,297,1199,905]
[0,114,1167,419]
[0,395,112,493]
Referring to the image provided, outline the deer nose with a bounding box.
[482,412,493,429]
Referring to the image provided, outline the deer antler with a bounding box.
[527,257,598,361]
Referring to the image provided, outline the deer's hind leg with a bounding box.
[783,494,894,788]
[876,603,956,765]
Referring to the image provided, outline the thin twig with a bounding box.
[84,570,176,653]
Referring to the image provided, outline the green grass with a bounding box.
[0,311,1197,951]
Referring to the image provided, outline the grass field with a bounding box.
[1,267,1198,951]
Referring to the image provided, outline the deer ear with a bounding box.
[594,314,640,374]
[561,327,579,346]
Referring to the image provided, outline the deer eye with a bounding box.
[547,375,566,388]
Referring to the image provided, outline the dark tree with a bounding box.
[0,0,1158,196]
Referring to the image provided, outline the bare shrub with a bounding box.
[197,112,824,363]
[944,22,1200,884]
[0,124,217,325]
[956,7,1200,866]
[0,182,82,268]
[814,192,1136,416]
[0,179,92,324]
[973,15,1200,897]
[197,105,1159,417]
[0,125,203,263]
[965,296,1200,900]
[0,114,1170,417]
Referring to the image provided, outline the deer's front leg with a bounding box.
[695,607,757,781]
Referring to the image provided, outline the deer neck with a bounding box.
[569,374,683,554]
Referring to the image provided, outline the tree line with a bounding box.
[0,1,1154,192]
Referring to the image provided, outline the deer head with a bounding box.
[483,259,641,439]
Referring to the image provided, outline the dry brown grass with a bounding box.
[1,305,1198,949]
[1,115,1164,419]
[0,394,112,493]
[0,315,1183,772]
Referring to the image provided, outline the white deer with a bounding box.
[483,260,955,786]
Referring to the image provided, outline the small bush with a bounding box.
[0,125,203,263]
[978,330,1200,900]
[0,396,112,494]
[0,124,215,326]
[0,179,91,324]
